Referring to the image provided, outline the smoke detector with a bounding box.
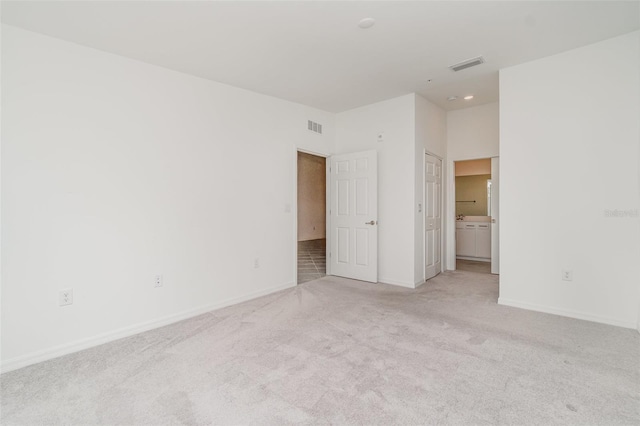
[449,56,485,72]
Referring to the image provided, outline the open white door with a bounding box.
[491,157,499,274]
[425,154,442,280]
[329,150,378,283]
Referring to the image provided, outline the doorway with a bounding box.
[453,158,498,274]
[297,151,326,284]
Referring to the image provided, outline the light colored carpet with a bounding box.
[1,271,639,425]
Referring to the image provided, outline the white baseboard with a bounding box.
[498,297,636,329]
[456,256,490,263]
[1,281,295,374]
[378,277,416,289]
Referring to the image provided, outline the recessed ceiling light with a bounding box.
[464,95,474,100]
[358,18,376,29]
[447,96,458,101]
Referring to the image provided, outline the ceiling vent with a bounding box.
[449,56,485,72]
[308,120,323,135]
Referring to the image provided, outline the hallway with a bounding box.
[297,238,326,284]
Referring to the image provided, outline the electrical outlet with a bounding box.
[254,258,260,269]
[59,289,73,306]
[154,274,163,288]
[562,269,573,281]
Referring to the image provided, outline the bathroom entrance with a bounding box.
[454,158,499,274]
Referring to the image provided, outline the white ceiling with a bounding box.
[2,1,639,112]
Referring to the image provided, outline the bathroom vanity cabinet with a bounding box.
[456,221,491,260]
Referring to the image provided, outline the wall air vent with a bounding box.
[307,120,323,135]
[449,56,485,72]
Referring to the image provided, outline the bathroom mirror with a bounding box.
[455,174,491,216]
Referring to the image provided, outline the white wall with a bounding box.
[447,102,499,161]
[414,95,447,284]
[1,26,334,371]
[499,31,640,328]
[445,102,499,270]
[416,95,447,159]
[333,94,447,288]
[0,17,3,366]
[335,94,416,287]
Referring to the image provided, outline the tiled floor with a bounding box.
[297,238,326,284]
[456,258,492,274]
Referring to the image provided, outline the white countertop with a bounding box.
[456,216,491,222]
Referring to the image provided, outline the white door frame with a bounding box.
[422,149,445,282]
[445,159,456,271]
[490,157,499,274]
[293,146,330,285]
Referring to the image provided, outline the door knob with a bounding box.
[365,220,377,225]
